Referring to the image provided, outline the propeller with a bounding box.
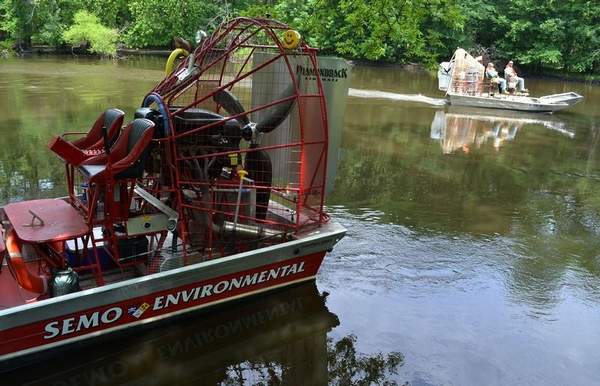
[255,83,296,133]
[214,83,296,140]
[213,89,250,126]
[213,84,297,220]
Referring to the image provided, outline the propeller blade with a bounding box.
[255,83,296,133]
[245,147,272,221]
[213,89,250,126]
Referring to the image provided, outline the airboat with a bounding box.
[0,17,348,365]
[438,48,583,113]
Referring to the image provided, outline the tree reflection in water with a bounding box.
[220,334,404,386]
[327,334,404,386]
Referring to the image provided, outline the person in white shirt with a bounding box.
[485,63,507,94]
[504,60,528,93]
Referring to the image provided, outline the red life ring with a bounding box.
[5,229,48,294]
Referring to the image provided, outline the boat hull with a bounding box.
[447,92,583,113]
[0,222,345,366]
[2,282,338,383]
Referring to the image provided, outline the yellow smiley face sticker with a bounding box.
[282,30,301,49]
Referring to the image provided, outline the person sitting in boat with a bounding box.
[485,63,507,94]
[504,60,528,93]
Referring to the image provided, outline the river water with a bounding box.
[1,56,599,385]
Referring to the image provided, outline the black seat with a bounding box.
[116,119,156,179]
[79,119,155,182]
[72,108,125,151]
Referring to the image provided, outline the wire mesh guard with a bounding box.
[0,18,333,296]
[448,48,485,95]
[148,18,329,260]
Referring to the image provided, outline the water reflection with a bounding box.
[5,283,404,385]
[0,126,65,202]
[328,334,404,386]
[430,108,574,154]
[0,57,164,205]
[431,110,519,154]
[332,81,600,318]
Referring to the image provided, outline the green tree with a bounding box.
[0,0,84,47]
[82,0,130,28]
[62,10,118,56]
[33,0,83,46]
[458,0,600,74]
[0,0,36,48]
[125,0,220,48]
[0,0,598,74]
[503,0,600,73]
[272,0,464,66]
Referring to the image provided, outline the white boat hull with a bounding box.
[447,92,583,113]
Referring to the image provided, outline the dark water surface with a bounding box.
[1,57,600,385]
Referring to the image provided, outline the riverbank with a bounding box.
[351,58,600,85]
[5,47,600,85]
[10,45,173,57]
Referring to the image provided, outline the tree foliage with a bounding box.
[82,0,130,28]
[458,0,600,73]
[62,10,118,56]
[262,0,463,66]
[327,334,404,385]
[0,0,35,47]
[0,0,598,73]
[124,0,221,48]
